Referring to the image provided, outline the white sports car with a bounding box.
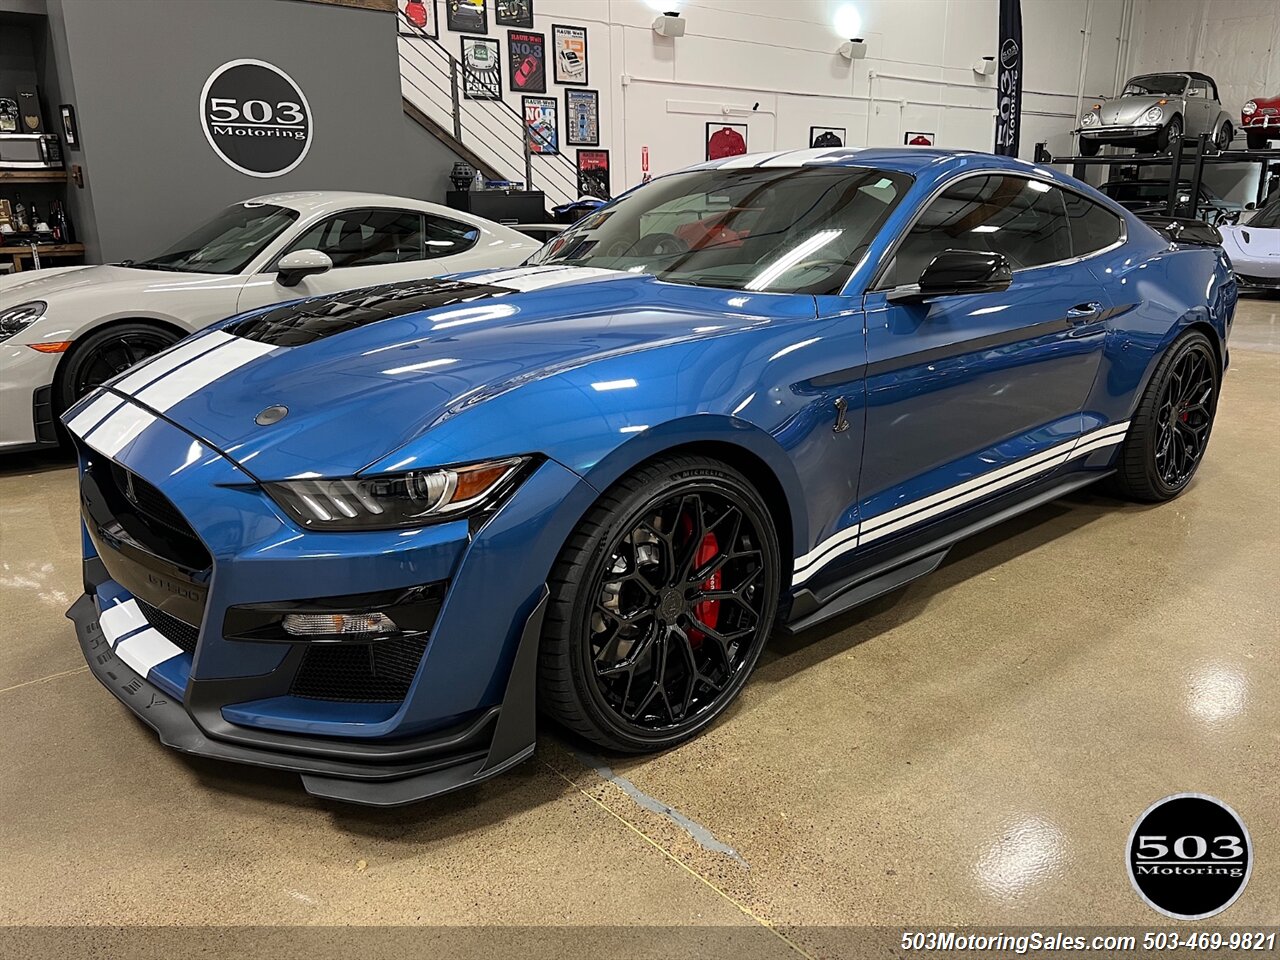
[1220,201,1280,291]
[0,191,538,452]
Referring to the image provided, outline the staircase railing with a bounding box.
[398,18,582,208]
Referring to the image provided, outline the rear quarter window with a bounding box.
[1063,191,1124,257]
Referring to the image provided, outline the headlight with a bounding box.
[1242,100,1257,116]
[0,301,46,342]
[265,456,531,530]
[1081,112,1098,126]
[1144,106,1164,124]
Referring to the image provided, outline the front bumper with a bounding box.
[1242,115,1279,130]
[1076,124,1161,141]
[70,568,548,807]
[0,342,59,450]
[62,388,600,804]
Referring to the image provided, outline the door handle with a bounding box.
[1065,301,1103,324]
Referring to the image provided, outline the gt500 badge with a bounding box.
[1127,794,1253,919]
[200,59,312,178]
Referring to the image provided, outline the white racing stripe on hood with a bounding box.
[132,337,277,413]
[114,331,235,395]
[84,403,157,457]
[760,147,866,167]
[464,265,575,285]
[66,392,125,438]
[494,266,631,293]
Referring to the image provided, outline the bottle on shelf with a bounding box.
[13,193,27,232]
[53,200,73,244]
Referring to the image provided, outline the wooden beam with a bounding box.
[291,0,395,12]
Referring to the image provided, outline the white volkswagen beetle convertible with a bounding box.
[0,192,538,452]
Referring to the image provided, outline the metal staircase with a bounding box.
[398,20,581,208]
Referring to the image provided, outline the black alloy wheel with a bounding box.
[57,323,181,413]
[539,455,780,752]
[1114,330,1220,502]
[1216,123,1233,151]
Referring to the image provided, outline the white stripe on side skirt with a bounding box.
[792,421,1132,586]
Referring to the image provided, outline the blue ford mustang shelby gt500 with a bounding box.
[63,148,1235,806]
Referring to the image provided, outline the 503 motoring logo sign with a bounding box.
[1127,794,1253,920]
[200,59,312,178]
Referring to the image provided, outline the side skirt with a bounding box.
[781,471,1109,635]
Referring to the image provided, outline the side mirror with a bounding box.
[888,249,1013,304]
[276,249,333,287]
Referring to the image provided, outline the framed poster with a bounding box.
[60,104,79,148]
[524,96,558,155]
[461,36,501,99]
[552,24,588,85]
[507,31,546,94]
[565,88,599,146]
[446,0,487,34]
[905,131,935,146]
[809,126,844,148]
[706,123,747,160]
[495,0,533,28]
[398,0,438,37]
[576,148,610,199]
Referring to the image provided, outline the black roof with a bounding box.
[1130,70,1219,99]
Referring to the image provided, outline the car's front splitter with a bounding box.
[67,585,547,807]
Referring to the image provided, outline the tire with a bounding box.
[1113,330,1220,503]
[1157,115,1183,154]
[55,322,182,415]
[1216,123,1233,151]
[1078,137,1101,158]
[1246,129,1269,151]
[538,454,781,752]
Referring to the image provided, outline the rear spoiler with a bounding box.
[1139,214,1222,247]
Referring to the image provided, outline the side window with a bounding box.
[885,175,1072,287]
[282,210,425,268]
[1062,191,1123,257]
[424,216,481,258]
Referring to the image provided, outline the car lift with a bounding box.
[1035,133,1280,218]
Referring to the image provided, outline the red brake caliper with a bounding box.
[686,528,721,648]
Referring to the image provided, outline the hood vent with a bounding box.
[228,278,513,347]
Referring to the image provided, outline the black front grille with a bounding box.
[108,462,196,540]
[137,598,199,654]
[291,636,430,703]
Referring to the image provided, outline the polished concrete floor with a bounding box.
[1,297,1276,952]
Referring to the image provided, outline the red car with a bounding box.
[1242,96,1279,149]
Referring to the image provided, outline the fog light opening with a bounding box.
[282,612,398,638]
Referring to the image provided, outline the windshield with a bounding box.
[1250,199,1280,228]
[136,203,299,274]
[527,166,912,294]
[1123,75,1187,97]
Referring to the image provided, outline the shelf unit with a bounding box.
[0,170,69,183]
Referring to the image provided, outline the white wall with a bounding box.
[1126,0,1280,114]
[423,0,1131,192]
